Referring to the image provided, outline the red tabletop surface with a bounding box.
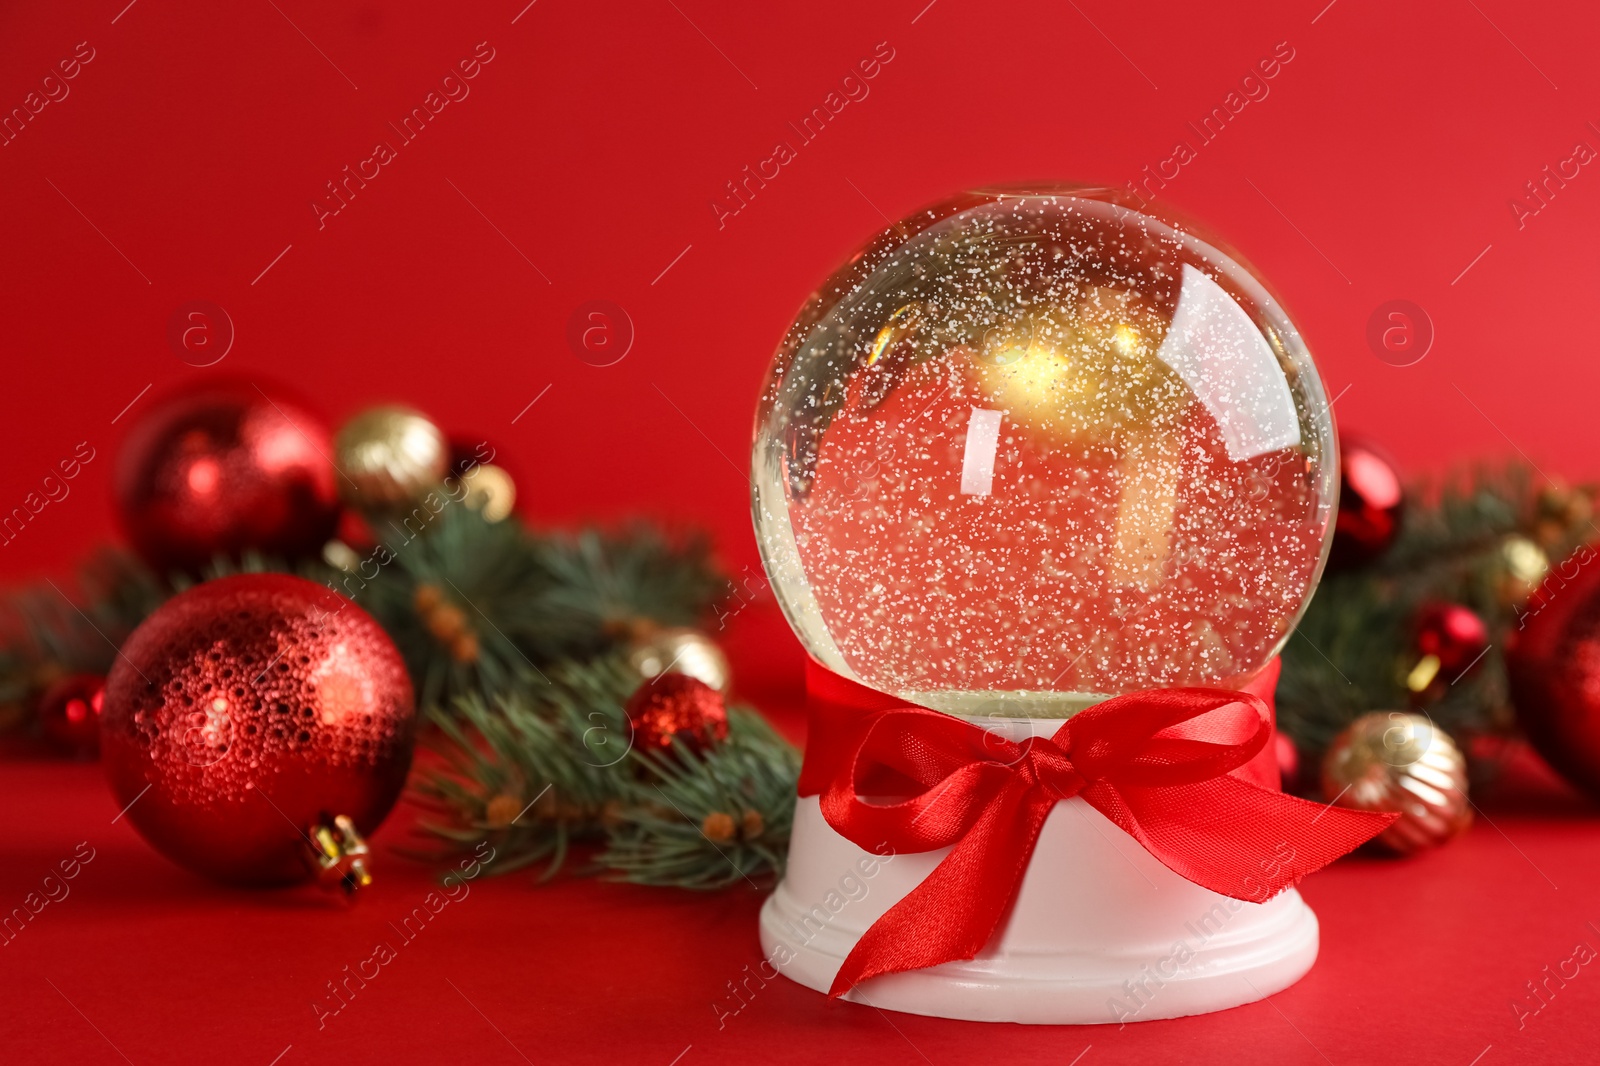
[1,604,1597,1066]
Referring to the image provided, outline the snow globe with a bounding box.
[752,186,1343,1023]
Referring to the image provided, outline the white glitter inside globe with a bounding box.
[751,187,1336,716]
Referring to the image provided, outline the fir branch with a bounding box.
[1277,462,1596,763]
[416,657,641,875]
[528,526,724,638]
[0,507,725,723]
[411,656,800,889]
[340,506,552,708]
[0,549,168,708]
[604,708,798,889]
[337,507,723,707]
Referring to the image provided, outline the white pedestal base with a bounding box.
[760,794,1319,1024]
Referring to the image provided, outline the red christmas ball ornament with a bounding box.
[625,672,729,759]
[38,674,106,756]
[1273,731,1300,792]
[1407,601,1489,696]
[1330,437,1403,568]
[101,574,415,886]
[1415,601,1490,671]
[1507,551,1600,800]
[114,383,342,573]
[335,509,379,553]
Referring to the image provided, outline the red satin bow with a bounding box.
[799,661,1397,997]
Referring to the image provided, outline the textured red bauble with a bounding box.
[625,673,729,758]
[101,574,415,885]
[1413,601,1490,675]
[38,674,106,756]
[114,383,342,573]
[1506,552,1600,800]
[1329,437,1403,568]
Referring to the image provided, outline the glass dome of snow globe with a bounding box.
[750,186,1337,717]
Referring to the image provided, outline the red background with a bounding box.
[3,1,1600,1063]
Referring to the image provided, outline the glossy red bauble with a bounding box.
[114,383,341,573]
[1330,437,1403,568]
[101,574,415,885]
[1413,601,1490,676]
[1506,552,1600,801]
[38,674,106,756]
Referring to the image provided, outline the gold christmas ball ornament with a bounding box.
[626,626,732,695]
[1498,534,1550,605]
[1321,712,1472,855]
[321,538,363,572]
[461,462,517,522]
[1534,483,1593,545]
[334,405,449,507]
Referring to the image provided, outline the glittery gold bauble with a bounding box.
[1498,534,1550,605]
[334,406,448,507]
[626,627,732,695]
[461,463,517,522]
[1321,712,1472,855]
[1534,484,1593,546]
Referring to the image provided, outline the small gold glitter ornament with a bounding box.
[334,406,448,507]
[1321,712,1472,855]
[1498,534,1550,606]
[461,463,517,522]
[626,626,732,695]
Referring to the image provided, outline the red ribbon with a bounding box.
[798,660,1396,998]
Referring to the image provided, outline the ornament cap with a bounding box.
[305,814,373,896]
